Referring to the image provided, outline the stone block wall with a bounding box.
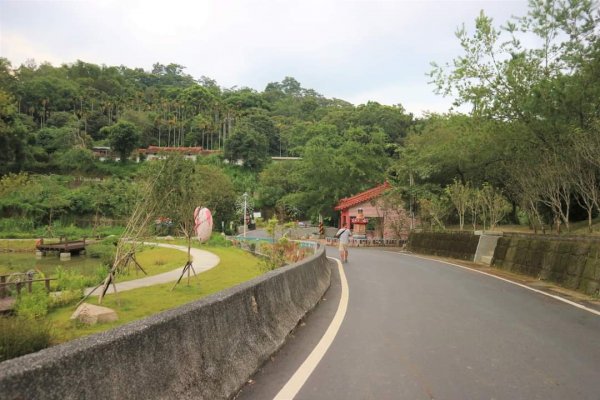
[493,236,600,295]
[0,245,331,400]
[408,232,480,261]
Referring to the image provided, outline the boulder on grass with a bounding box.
[70,303,118,325]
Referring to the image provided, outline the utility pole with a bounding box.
[243,192,248,237]
[409,171,415,230]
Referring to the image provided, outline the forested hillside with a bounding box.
[0,0,599,234]
[0,58,411,230]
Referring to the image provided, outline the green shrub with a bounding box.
[205,233,231,247]
[87,242,116,267]
[50,289,82,308]
[0,219,125,240]
[0,316,52,361]
[0,218,35,233]
[94,264,110,284]
[259,242,286,271]
[54,266,88,291]
[50,223,83,240]
[54,265,106,294]
[95,226,125,237]
[15,286,50,319]
[258,238,313,271]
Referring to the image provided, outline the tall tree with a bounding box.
[0,90,32,174]
[101,121,140,162]
[223,122,269,171]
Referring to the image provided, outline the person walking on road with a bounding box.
[337,225,352,263]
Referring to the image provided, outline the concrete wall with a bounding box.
[407,231,600,296]
[0,245,331,400]
[408,232,480,261]
[493,236,600,295]
[473,234,502,265]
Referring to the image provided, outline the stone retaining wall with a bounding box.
[493,236,600,295]
[0,245,331,400]
[408,232,480,261]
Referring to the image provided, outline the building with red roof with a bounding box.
[334,182,414,239]
[137,146,220,161]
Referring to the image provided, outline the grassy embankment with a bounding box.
[47,244,262,344]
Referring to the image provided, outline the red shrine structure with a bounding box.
[334,182,414,239]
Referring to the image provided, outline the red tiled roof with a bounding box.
[139,146,204,154]
[334,182,391,211]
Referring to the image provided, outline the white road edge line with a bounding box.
[273,257,349,400]
[389,251,600,317]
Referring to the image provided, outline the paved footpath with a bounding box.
[85,242,220,295]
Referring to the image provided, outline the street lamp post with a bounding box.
[243,192,248,237]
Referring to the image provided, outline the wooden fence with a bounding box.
[0,273,56,299]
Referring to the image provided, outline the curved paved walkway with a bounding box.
[85,242,220,296]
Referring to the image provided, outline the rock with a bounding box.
[70,303,118,325]
[164,235,174,241]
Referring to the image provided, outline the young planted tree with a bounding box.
[519,189,546,234]
[143,155,205,286]
[377,189,410,238]
[445,179,470,231]
[419,194,451,231]
[466,187,482,231]
[90,164,168,304]
[569,154,600,232]
[540,159,571,233]
[479,184,511,231]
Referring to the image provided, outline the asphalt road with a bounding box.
[236,247,600,400]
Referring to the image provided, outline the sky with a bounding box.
[0,0,530,116]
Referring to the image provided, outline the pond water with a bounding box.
[0,252,105,277]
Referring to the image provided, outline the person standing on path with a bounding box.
[338,225,352,263]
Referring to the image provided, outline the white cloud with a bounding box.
[0,31,64,66]
[0,0,531,114]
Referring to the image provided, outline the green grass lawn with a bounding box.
[0,244,187,280]
[0,239,37,252]
[112,245,188,282]
[47,246,262,344]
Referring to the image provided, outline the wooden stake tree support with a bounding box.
[170,213,199,291]
[78,163,168,306]
[97,249,148,304]
[171,261,196,290]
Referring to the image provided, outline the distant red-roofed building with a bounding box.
[136,146,221,161]
[334,182,414,239]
